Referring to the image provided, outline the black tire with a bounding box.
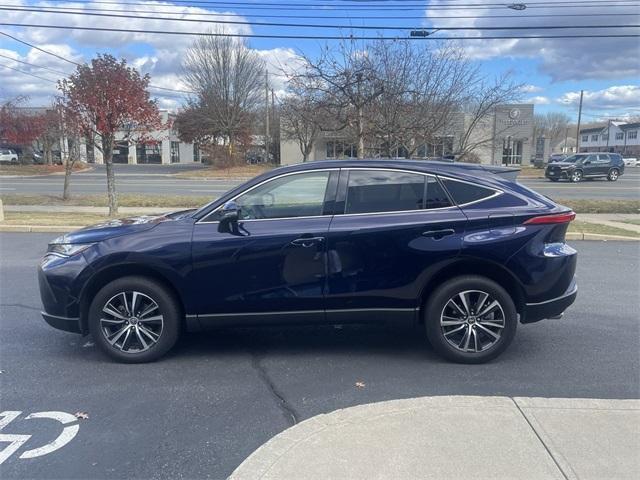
[570,170,583,182]
[424,276,517,364]
[607,168,619,181]
[88,276,181,363]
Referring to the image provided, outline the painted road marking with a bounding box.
[0,410,80,465]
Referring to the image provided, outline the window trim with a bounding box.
[437,175,504,207]
[196,168,339,224]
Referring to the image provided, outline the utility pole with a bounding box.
[575,89,584,152]
[271,89,277,164]
[563,127,569,153]
[265,70,270,163]
[606,119,611,151]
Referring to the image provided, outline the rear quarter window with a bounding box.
[441,178,498,206]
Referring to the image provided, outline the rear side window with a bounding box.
[345,170,425,214]
[441,178,498,206]
[425,177,451,209]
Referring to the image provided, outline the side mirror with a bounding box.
[221,200,239,221]
[218,200,239,233]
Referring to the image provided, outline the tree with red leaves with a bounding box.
[59,54,162,215]
[0,98,47,151]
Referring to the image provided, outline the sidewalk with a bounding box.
[230,396,640,480]
[578,213,640,234]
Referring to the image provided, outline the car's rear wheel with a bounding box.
[425,276,517,364]
[570,170,583,182]
[607,168,619,181]
[89,276,181,363]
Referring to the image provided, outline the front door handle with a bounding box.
[422,229,455,240]
[291,236,325,248]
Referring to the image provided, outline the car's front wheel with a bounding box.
[89,276,181,363]
[425,276,517,364]
[570,170,583,182]
[607,168,619,181]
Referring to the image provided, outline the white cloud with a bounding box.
[528,96,551,105]
[521,84,543,94]
[557,85,640,110]
[423,0,640,81]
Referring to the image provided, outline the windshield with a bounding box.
[562,155,586,164]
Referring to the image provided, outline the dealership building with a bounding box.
[280,104,536,166]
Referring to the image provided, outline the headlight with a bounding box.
[47,243,94,258]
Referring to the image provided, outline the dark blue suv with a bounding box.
[39,160,577,364]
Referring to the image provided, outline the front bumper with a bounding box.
[41,312,82,334]
[521,277,577,324]
[545,169,571,180]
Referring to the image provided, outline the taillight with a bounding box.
[523,211,576,225]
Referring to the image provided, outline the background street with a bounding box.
[1,164,639,200]
[0,234,638,479]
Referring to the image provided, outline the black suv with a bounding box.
[545,153,625,182]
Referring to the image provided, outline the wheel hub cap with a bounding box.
[440,290,506,353]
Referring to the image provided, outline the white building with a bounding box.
[579,121,640,156]
[89,111,200,165]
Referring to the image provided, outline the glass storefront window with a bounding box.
[502,138,523,165]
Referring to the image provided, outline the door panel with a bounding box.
[189,217,331,322]
[325,209,467,317]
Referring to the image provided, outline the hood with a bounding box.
[52,210,195,244]
[547,162,576,168]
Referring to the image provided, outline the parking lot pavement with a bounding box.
[0,234,639,479]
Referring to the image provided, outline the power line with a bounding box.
[0,52,70,75]
[0,31,81,66]
[2,22,638,39]
[24,0,640,11]
[3,3,634,19]
[0,62,58,83]
[0,31,195,95]
[2,6,638,31]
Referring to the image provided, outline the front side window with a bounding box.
[209,171,331,221]
[345,170,426,214]
[441,178,498,205]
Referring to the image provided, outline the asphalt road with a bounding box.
[0,234,638,479]
[1,164,639,201]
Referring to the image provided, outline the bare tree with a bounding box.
[181,31,265,161]
[288,41,384,159]
[534,111,572,145]
[455,73,524,161]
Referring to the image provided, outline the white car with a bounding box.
[0,148,18,164]
[623,157,638,167]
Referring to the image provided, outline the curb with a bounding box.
[566,232,639,241]
[0,225,80,233]
[0,166,93,178]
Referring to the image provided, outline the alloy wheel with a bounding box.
[440,290,505,353]
[609,169,619,180]
[100,291,164,353]
[571,171,582,182]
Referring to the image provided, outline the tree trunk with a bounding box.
[102,135,118,216]
[357,105,365,159]
[62,160,72,200]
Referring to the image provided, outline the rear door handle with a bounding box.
[291,236,325,247]
[422,229,455,240]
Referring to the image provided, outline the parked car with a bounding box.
[39,160,577,364]
[0,148,19,164]
[548,153,567,163]
[545,153,625,182]
[623,157,638,167]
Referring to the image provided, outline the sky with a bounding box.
[0,0,639,124]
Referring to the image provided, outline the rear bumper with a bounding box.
[41,312,82,334]
[521,277,577,324]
